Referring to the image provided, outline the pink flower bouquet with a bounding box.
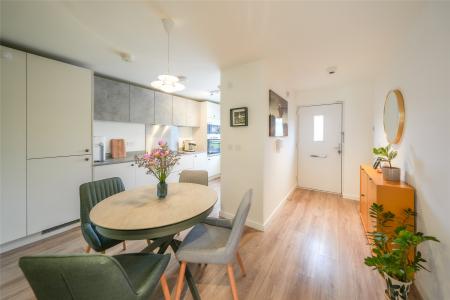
[135,140,180,184]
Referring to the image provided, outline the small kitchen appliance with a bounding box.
[93,136,106,162]
[182,140,197,152]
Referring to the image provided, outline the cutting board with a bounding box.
[111,139,126,158]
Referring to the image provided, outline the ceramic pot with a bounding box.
[157,182,168,199]
[382,167,400,181]
[384,273,412,300]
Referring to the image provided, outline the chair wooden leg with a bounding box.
[122,241,127,251]
[84,245,91,253]
[227,263,239,300]
[146,239,151,246]
[175,261,187,300]
[160,274,171,300]
[236,252,246,277]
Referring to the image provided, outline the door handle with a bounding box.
[310,154,327,158]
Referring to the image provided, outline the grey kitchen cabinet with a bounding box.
[130,85,155,124]
[172,95,187,126]
[186,99,200,127]
[154,91,173,125]
[94,76,130,122]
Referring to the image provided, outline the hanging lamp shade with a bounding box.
[151,18,185,93]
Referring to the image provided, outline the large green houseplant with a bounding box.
[373,144,400,181]
[364,203,439,300]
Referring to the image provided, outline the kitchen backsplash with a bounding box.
[93,120,146,153]
[145,125,193,151]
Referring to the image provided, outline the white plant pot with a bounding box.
[384,273,412,300]
[382,167,401,181]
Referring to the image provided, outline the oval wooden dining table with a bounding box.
[90,182,218,300]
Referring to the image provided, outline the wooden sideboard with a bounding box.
[360,165,415,235]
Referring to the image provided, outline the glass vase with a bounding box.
[157,181,168,199]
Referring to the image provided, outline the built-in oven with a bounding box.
[207,124,221,135]
[207,139,221,155]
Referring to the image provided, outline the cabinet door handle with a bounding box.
[131,163,135,167]
[85,149,90,153]
[361,193,365,197]
[85,157,90,161]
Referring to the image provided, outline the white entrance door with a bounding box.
[298,103,342,194]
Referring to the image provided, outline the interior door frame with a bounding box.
[296,102,344,195]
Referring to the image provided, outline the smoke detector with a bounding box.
[327,66,337,75]
[119,52,135,62]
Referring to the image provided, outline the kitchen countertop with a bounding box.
[93,151,144,166]
[93,150,208,166]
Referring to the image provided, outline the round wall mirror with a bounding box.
[384,89,405,144]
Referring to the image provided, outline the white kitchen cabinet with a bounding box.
[186,100,200,127]
[175,155,195,172]
[173,97,200,127]
[135,166,159,187]
[172,96,187,126]
[1,46,27,244]
[27,54,92,159]
[207,155,221,178]
[93,163,136,190]
[207,102,220,125]
[193,153,208,171]
[154,92,173,125]
[27,155,92,234]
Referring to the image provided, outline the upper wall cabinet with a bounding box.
[94,76,130,122]
[93,76,200,127]
[186,100,200,127]
[155,91,173,125]
[130,85,155,124]
[173,96,200,127]
[207,102,220,125]
[27,54,92,159]
[172,95,187,126]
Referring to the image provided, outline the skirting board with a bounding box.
[220,185,297,232]
[0,222,80,254]
[263,185,297,229]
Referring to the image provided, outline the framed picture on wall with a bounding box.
[269,90,288,136]
[230,107,248,127]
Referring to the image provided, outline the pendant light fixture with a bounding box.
[151,18,185,93]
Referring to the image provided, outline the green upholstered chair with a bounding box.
[79,177,126,253]
[19,253,171,300]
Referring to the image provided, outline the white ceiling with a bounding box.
[1,1,425,100]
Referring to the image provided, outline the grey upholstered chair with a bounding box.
[179,170,208,186]
[19,253,171,300]
[174,189,252,300]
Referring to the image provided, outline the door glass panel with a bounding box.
[313,115,324,141]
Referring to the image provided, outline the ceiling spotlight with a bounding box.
[327,66,337,75]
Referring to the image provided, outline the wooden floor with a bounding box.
[0,185,421,300]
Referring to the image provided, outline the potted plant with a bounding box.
[135,140,180,198]
[364,203,439,300]
[373,144,400,181]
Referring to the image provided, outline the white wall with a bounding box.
[372,3,450,299]
[295,81,374,199]
[93,120,145,153]
[221,61,266,228]
[262,71,298,223]
[220,60,297,229]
